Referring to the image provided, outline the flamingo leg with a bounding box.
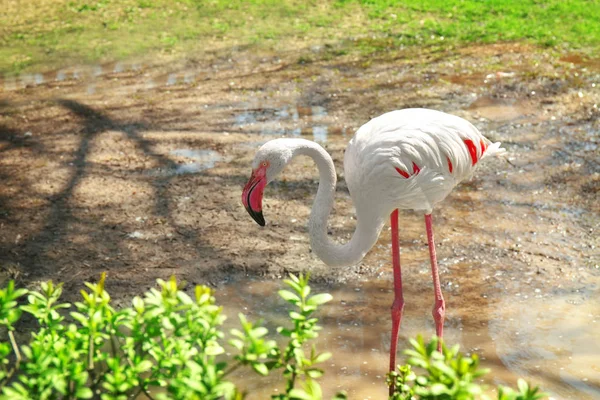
[425,213,445,351]
[389,209,405,392]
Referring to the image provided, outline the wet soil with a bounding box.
[1,43,599,398]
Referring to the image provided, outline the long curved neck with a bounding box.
[293,141,385,267]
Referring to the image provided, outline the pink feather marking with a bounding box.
[447,157,453,173]
[395,167,410,179]
[464,139,478,165]
[480,139,487,154]
[412,162,420,175]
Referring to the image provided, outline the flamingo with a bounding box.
[241,108,505,389]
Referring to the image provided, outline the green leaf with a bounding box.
[466,383,483,395]
[75,387,93,399]
[70,312,89,327]
[304,379,323,398]
[137,360,153,372]
[431,361,458,378]
[12,288,28,299]
[229,339,244,350]
[252,327,268,338]
[313,352,331,364]
[407,357,428,369]
[289,312,305,321]
[278,290,300,304]
[306,368,324,378]
[277,327,293,337]
[285,280,303,294]
[288,389,312,400]
[132,296,144,313]
[517,378,529,394]
[252,362,269,376]
[430,383,449,396]
[206,344,225,356]
[307,293,332,306]
[301,285,311,299]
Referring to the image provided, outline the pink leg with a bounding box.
[425,214,445,351]
[389,209,405,394]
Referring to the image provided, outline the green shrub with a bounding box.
[0,273,546,399]
[0,273,343,400]
[387,336,547,400]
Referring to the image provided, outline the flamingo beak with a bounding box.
[242,167,267,226]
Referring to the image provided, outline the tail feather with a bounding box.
[482,141,506,159]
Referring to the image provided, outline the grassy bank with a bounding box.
[2,0,599,74]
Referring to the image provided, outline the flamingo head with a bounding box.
[242,139,293,226]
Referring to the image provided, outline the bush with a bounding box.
[387,336,547,400]
[0,273,343,400]
[0,273,546,400]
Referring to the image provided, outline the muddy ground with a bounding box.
[1,42,599,396]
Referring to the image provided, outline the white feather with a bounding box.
[345,108,503,215]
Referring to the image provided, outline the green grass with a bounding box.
[354,0,600,48]
[2,0,599,75]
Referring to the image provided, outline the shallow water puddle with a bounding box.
[145,148,224,176]
[234,104,347,143]
[216,273,600,399]
[2,61,205,93]
[468,96,534,122]
[170,149,223,175]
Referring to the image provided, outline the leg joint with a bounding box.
[432,299,446,320]
[391,298,405,316]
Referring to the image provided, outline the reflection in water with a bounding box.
[312,105,327,120]
[170,149,223,175]
[3,76,16,91]
[19,74,33,87]
[145,149,225,176]
[311,105,329,142]
[184,72,195,84]
[313,126,329,143]
[233,104,335,143]
[216,274,600,400]
[167,73,177,86]
[468,96,533,122]
[490,291,600,398]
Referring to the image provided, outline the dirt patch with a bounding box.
[1,43,598,295]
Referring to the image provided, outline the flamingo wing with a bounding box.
[344,108,503,214]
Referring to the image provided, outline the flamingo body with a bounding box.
[241,108,505,392]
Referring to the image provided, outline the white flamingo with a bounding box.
[241,108,505,389]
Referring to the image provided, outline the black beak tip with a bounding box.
[245,206,265,227]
